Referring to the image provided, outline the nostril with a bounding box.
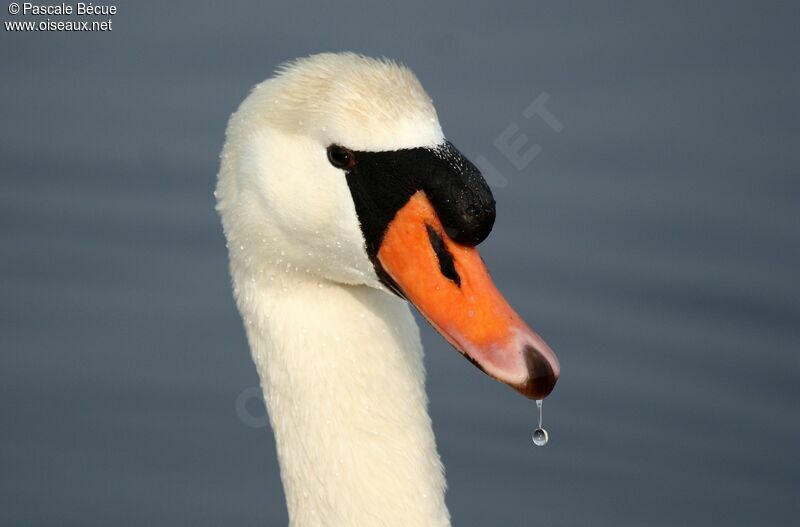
[425,223,461,286]
[521,345,558,399]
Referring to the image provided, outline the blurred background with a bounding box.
[1,1,798,525]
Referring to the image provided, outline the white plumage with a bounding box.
[217,53,452,526]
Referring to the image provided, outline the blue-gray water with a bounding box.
[2,2,798,525]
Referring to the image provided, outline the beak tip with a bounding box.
[518,344,560,399]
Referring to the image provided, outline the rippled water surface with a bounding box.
[2,2,798,526]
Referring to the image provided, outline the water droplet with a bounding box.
[532,427,549,446]
[531,399,549,446]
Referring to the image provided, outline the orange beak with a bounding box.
[377,191,560,399]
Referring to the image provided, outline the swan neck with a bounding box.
[237,271,450,527]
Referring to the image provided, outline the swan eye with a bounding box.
[327,145,356,170]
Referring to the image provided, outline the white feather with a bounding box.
[217,53,452,526]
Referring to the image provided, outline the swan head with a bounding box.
[217,53,559,399]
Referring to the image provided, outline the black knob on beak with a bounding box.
[424,142,496,247]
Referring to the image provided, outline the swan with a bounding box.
[216,52,560,527]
